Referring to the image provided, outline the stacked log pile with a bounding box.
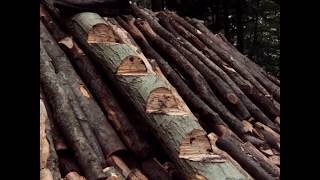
[40,2,280,180]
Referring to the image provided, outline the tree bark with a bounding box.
[40,41,106,180]
[169,12,276,99]
[186,17,280,102]
[40,96,62,180]
[115,16,231,134]
[217,133,279,180]
[68,12,253,180]
[156,12,251,120]
[40,21,127,159]
[40,7,151,159]
[169,15,280,121]
[132,6,252,122]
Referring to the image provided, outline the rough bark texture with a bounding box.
[187,17,280,102]
[40,96,62,180]
[68,12,253,180]
[168,12,275,99]
[40,41,106,180]
[115,16,226,133]
[40,21,127,159]
[217,133,279,180]
[40,7,151,159]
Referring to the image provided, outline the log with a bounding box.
[185,17,280,101]
[40,41,106,180]
[115,16,225,132]
[161,12,279,132]
[68,12,252,179]
[168,12,277,99]
[156,12,251,120]
[40,96,62,180]
[216,133,278,180]
[40,7,151,159]
[133,19,250,137]
[40,21,127,158]
[215,32,280,87]
[243,142,280,177]
[107,155,149,180]
[141,158,172,180]
[166,14,280,119]
[131,8,254,135]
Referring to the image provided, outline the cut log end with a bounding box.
[146,87,189,115]
[64,171,86,180]
[87,23,122,44]
[116,55,148,75]
[179,129,226,163]
[58,36,74,49]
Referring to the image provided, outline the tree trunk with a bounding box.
[40,41,106,180]
[68,12,253,180]
[40,21,127,159]
[40,7,151,159]
[236,1,244,53]
[151,0,162,11]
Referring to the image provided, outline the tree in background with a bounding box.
[133,0,280,77]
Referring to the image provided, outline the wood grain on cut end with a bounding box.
[58,36,74,49]
[64,171,86,180]
[179,129,226,163]
[116,55,148,75]
[146,87,189,115]
[87,23,122,44]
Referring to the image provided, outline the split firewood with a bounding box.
[40,41,106,180]
[67,12,252,179]
[40,6,151,159]
[40,21,127,159]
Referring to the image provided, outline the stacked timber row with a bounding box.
[40,2,280,180]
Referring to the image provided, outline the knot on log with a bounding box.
[88,23,122,44]
[116,55,148,75]
[146,87,188,115]
[226,93,239,104]
[179,129,226,163]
